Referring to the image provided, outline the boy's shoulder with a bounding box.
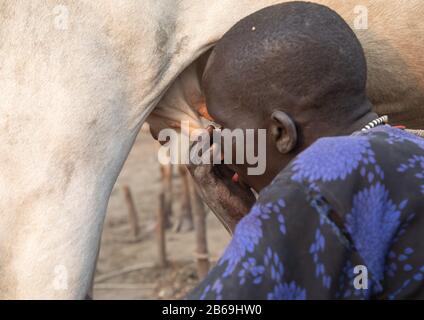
[288,125,424,184]
[266,125,424,216]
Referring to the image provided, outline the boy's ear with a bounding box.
[269,111,297,154]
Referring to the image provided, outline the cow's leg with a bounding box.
[0,105,142,299]
[0,3,157,298]
[0,66,144,298]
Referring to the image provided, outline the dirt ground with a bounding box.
[93,126,231,300]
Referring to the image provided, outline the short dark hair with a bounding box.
[204,1,368,121]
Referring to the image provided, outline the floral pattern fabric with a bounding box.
[187,126,424,300]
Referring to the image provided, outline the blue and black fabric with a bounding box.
[188,126,424,300]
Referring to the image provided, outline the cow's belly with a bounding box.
[153,0,424,131]
[152,56,424,134]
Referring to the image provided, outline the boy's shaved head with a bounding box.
[203,1,369,126]
[202,1,375,192]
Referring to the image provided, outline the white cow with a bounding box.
[0,0,423,299]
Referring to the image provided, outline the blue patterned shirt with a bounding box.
[188,125,424,300]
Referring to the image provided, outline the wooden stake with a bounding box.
[173,165,194,232]
[188,177,210,279]
[156,192,167,267]
[160,163,173,228]
[122,185,139,238]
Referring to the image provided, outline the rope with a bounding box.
[406,129,424,138]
